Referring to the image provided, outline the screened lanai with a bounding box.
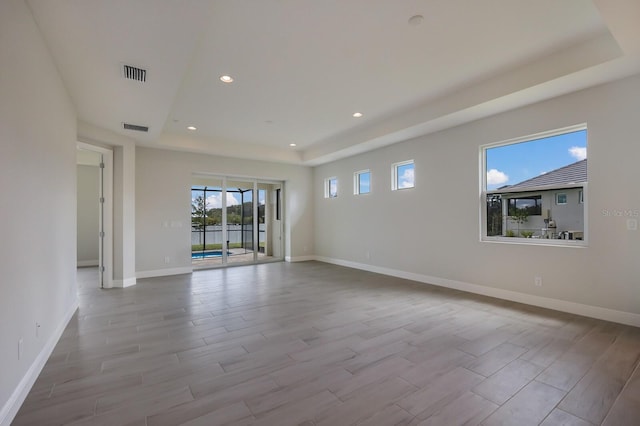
[191,176,283,267]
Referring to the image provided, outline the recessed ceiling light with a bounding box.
[187,126,197,131]
[289,143,297,147]
[353,112,363,118]
[220,75,234,83]
[408,15,424,26]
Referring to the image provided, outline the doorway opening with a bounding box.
[76,143,113,287]
[191,175,283,268]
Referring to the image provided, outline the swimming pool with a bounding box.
[191,251,231,259]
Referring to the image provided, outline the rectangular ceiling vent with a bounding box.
[122,64,147,82]
[122,122,149,132]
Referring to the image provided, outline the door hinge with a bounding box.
[99,162,105,169]
[99,197,105,203]
[101,266,105,272]
[99,231,105,238]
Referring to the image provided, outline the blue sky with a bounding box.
[358,172,370,194]
[397,163,414,189]
[486,129,587,190]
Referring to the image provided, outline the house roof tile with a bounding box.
[497,159,586,192]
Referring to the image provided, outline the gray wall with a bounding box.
[0,0,78,421]
[314,74,640,317]
[135,147,314,275]
[547,188,584,235]
[77,165,100,265]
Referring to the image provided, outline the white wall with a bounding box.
[0,0,78,423]
[135,147,314,276]
[77,165,100,265]
[314,74,640,324]
[113,144,136,287]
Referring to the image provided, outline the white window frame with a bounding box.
[354,170,371,195]
[556,193,568,205]
[480,124,588,247]
[324,177,338,198]
[391,160,414,191]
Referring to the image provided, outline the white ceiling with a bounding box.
[27,0,640,165]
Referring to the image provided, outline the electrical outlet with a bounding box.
[18,338,23,360]
[534,276,543,287]
[628,219,638,231]
[365,251,371,260]
[164,256,170,264]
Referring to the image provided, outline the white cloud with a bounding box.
[206,192,240,208]
[487,169,509,185]
[569,146,587,161]
[399,168,414,188]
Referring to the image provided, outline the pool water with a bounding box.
[192,251,231,259]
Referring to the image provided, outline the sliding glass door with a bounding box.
[191,176,283,268]
[191,179,224,266]
[226,180,254,264]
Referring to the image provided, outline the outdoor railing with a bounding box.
[191,224,266,253]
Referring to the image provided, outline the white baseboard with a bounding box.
[112,277,137,288]
[76,259,99,267]
[0,299,79,426]
[136,266,193,279]
[315,256,640,328]
[285,255,316,262]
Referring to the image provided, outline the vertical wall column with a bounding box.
[113,144,136,287]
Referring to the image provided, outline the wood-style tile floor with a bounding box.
[13,262,640,425]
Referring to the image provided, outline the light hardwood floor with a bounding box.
[13,262,640,425]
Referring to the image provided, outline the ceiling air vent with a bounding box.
[122,64,147,82]
[123,123,149,132]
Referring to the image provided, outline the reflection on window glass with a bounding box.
[507,196,542,216]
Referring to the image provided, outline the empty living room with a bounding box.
[2,1,640,425]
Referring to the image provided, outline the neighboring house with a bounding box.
[488,159,586,239]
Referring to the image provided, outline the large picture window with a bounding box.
[508,196,542,216]
[482,125,587,244]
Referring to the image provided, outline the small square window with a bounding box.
[556,193,567,205]
[324,177,338,198]
[392,160,414,190]
[354,170,371,195]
